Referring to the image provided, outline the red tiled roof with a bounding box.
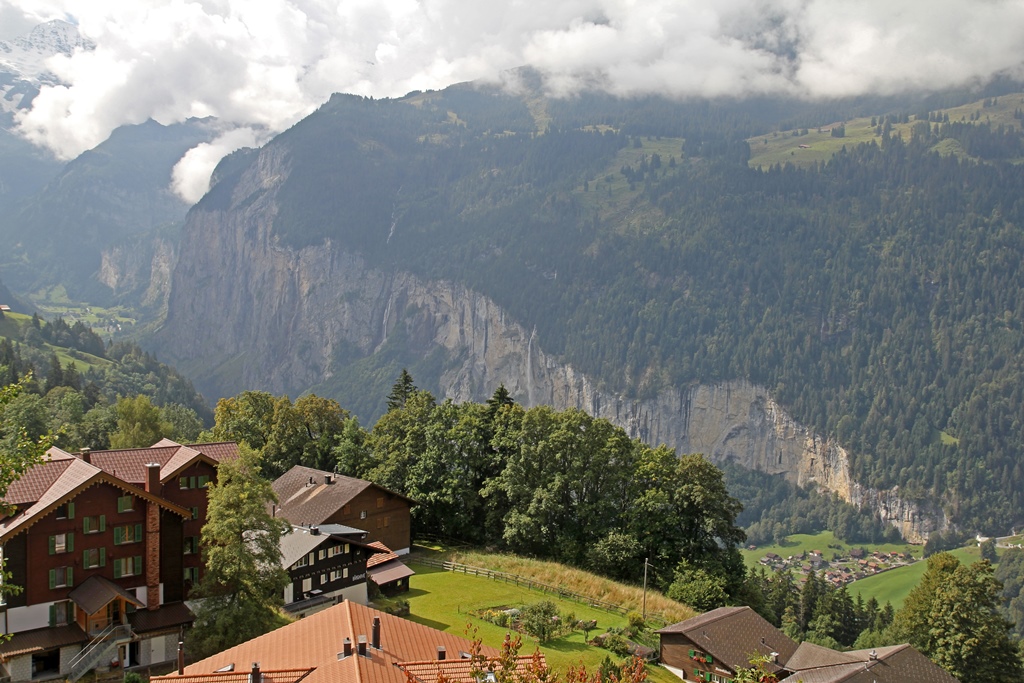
[365,542,398,568]
[399,653,546,683]
[156,601,512,683]
[1,456,193,542]
[85,440,238,485]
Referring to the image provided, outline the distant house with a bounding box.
[658,609,959,683]
[657,606,798,682]
[152,600,545,683]
[0,440,238,680]
[279,524,386,617]
[272,466,416,555]
[780,641,958,683]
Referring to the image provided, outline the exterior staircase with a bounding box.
[67,624,132,683]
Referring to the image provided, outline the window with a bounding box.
[49,600,74,626]
[320,574,328,585]
[83,515,106,534]
[328,545,344,558]
[318,549,326,561]
[83,547,106,569]
[294,555,309,568]
[384,516,389,528]
[342,504,351,515]
[301,578,312,593]
[376,496,384,509]
[184,567,199,584]
[183,537,199,555]
[114,524,142,545]
[113,556,142,578]
[360,510,367,519]
[330,568,348,581]
[49,566,73,589]
[198,475,210,488]
[117,495,134,513]
[179,476,192,489]
[49,532,74,554]
[55,502,74,519]
[191,506,199,520]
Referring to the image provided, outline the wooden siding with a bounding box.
[324,486,411,552]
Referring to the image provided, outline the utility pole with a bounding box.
[642,557,649,620]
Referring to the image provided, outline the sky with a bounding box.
[3,0,1024,203]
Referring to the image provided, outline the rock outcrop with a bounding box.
[157,138,944,542]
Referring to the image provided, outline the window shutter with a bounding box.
[705,655,712,664]
[49,535,56,555]
[68,502,75,519]
[99,515,106,532]
[190,476,196,489]
[115,526,123,545]
[67,567,73,587]
[135,555,142,574]
[83,550,88,566]
[83,517,91,534]
[114,559,122,579]
[117,496,124,513]
[67,532,74,552]
[135,524,142,541]
[49,604,56,627]
[49,569,56,589]
[100,547,106,567]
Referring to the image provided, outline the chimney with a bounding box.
[437,646,447,661]
[177,641,185,675]
[357,636,368,657]
[343,638,352,658]
[372,616,381,649]
[272,504,276,518]
[869,650,877,661]
[79,448,91,464]
[311,526,320,536]
[145,463,161,493]
[250,662,261,683]
[325,474,333,485]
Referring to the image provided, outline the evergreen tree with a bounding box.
[386,369,417,411]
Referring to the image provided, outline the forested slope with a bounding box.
[166,82,1024,535]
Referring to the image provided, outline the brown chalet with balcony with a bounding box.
[0,440,238,682]
[272,466,415,555]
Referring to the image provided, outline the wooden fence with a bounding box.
[410,557,669,629]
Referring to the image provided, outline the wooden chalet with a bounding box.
[0,440,238,681]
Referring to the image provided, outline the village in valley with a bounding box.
[755,546,918,587]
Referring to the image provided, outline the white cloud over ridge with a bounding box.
[5,0,1024,201]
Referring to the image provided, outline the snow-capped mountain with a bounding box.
[0,20,94,114]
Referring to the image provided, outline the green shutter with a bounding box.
[67,567,73,587]
[83,517,91,534]
[99,514,106,532]
[49,569,56,589]
[689,650,695,658]
[135,524,142,542]
[100,547,106,567]
[190,476,196,489]
[49,535,56,555]
[114,559,122,579]
[179,476,187,489]
[67,501,75,519]
[135,556,142,575]
[705,655,712,664]
[704,674,711,682]
[83,549,88,566]
[67,532,74,552]
[199,475,209,487]
[114,526,122,544]
[117,496,124,513]
[49,604,56,626]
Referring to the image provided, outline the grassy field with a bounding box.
[850,545,981,609]
[740,531,922,569]
[747,92,1024,170]
[404,561,679,683]
[0,311,112,372]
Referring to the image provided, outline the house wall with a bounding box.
[324,487,412,553]
[6,603,52,633]
[136,633,176,666]
[5,652,32,682]
[59,644,81,675]
[20,481,148,609]
[660,633,713,681]
[286,537,372,602]
[158,461,218,587]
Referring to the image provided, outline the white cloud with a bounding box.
[170,126,266,204]
[2,0,1023,201]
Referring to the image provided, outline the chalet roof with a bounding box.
[780,643,959,683]
[272,466,415,526]
[0,624,88,662]
[84,440,238,484]
[0,454,192,541]
[129,601,195,634]
[367,559,415,586]
[280,526,335,568]
[365,541,398,569]
[398,654,546,683]
[657,606,798,674]
[154,600,523,683]
[68,574,144,615]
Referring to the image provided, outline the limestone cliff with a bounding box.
[157,140,944,542]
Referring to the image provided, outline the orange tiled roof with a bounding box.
[4,451,76,504]
[156,601,516,683]
[365,542,398,569]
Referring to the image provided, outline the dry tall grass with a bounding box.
[444,549,696,625]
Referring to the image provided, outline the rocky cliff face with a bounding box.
[158,140,944,542]
[98,235,177,310]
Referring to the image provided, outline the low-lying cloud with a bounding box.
[6,0,1024,202]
